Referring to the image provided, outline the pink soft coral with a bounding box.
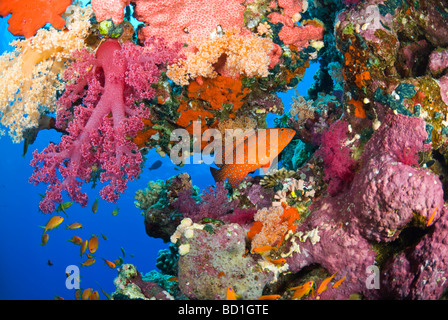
[30,39,180,213]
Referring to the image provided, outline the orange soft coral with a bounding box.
[0,0,72,38]
[249,204,300,252]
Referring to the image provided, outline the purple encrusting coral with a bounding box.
[287,112,447,299]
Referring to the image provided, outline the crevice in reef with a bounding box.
[373,225,429,269]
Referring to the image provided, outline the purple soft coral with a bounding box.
[30,39,180,213]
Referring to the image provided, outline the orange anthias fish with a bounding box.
[88,235,99,254]
[68,236,83,245]
[81,288,93,300]
[81,258,96,267]
[66,222,83,230]
[426,206,439,227]
[101,258,116,269]
[41,216,64,233]
[288,281,315,300]
[41,234,49,246]
[226,286,240,300]
[332,275,346,289]
[316,273,337,298]
[80,239,88,258]
[210,128,296,188]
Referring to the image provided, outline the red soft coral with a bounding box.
[30,39,181,213]
[316,120,356,196]
[0,0,72,38]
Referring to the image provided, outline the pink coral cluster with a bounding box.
[30,39,180,213]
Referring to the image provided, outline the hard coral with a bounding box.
[30,38,180,213]
[0,0,72,38]
[177,222,272,299]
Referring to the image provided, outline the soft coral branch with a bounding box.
[30,38,180,213]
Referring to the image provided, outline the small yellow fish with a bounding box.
[316,273,337,298]
[80,239,88,258]
[81,288,93,300]
[41,216,64,233]
[332,275,346,289]
[101,258,116,269]
[112,207,120,216]
[88,235,99,254]
[81,258,96,267]
[66,222,83,230]
[92,198,99,214]
[68,236,83,245]
[90,290,100,300]
[56,201,73,215]
[41,233,49,246]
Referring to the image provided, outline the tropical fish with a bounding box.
[80,240,88,257]
[101,258,116,269]
[268,258,286,265]
[53,296,64,300]
[68,236,83,245]
[55,201,73,215]
[74,289,82,300]
[427,206,439,227]
[288,281,315,300]
[148,160,162,171]
[256,295,281,300]
[81,288,93,300]
[251,245,277,254]
[167,276,178,282]
[47,260,53,266]
[210,128,296,188]
[92,198,99,213]
[332,275,346,289]
[90,291,100,300]
[114,256,124,267]
[316,273,337,298]
[41,216,64,233]
[120,247,126,258]
[88,235,99,254]
[66,222,83,230]
[81,258,96,267]
[41,234,49,246]
[112,207,120,216]
[97,282,111,300]
[101,233,108,240]
[226,286,240,300]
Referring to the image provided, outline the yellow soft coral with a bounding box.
[0,4,92,142]
[167,29,273,85]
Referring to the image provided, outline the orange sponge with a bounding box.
[0,0,72,38]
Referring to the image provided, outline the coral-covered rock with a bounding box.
[177,222,272,299]
[374,207,448,299]
[286,112,446,299]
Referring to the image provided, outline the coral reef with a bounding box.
[1,0,448,301]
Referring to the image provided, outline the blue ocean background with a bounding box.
[0,9,317,299]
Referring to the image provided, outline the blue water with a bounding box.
[0,12,317,300]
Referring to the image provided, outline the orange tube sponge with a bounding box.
[0,0,72,38]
